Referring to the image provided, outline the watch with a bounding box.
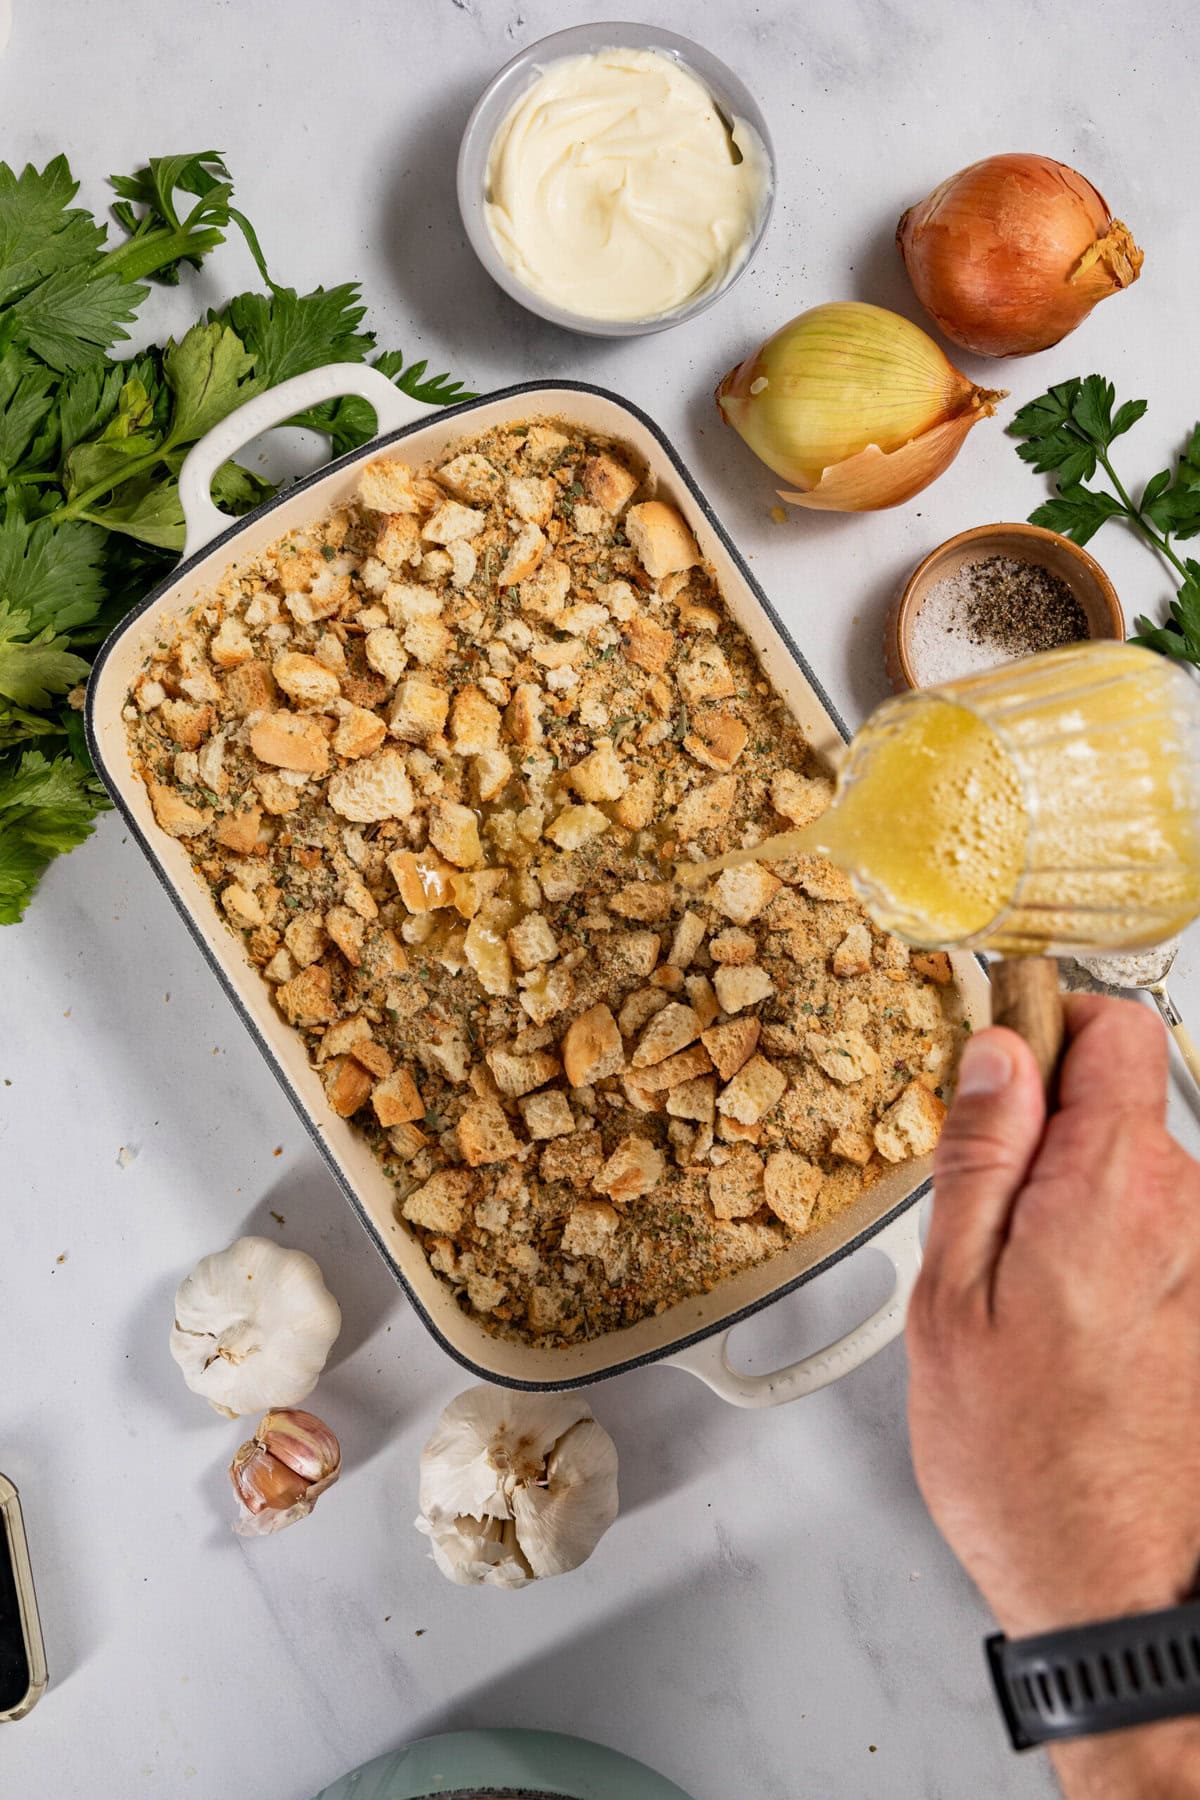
[987,1600,1200,1750]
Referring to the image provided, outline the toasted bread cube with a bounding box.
[712,861,782,925]
[561,1002,625,1087]
[546,803,609,850]
[370,1067,426,1127]
[316,1014,372,1063]
[515,1089,574,1141]
[487,1044,562,1098]
[507,912,558,971]
[449,868,507,919]
[250,711,330,775]
[403,617,452,667]
[160,699,215,750]
[220,883,265,930]
[363,627,406,688]
[632,1002,703,1068]
[805,1030,882,1084]
[594,1133,665,1203]
[609,881,674,922]
[874,1081,946,1162]
[424,499,487,544]
[388,676,449,744]
[464,912,515,996]
[375,511,422,570]
[387,848,457,911]
[428,798,482,868]
[716,1054,787,1126]
[505,474,556,524]
[712,965,775,1014]
[581,452,638,513]
[613,770,657,830]
[832,923,873,978]
[666,911,705,970]
[771,768,834,827]
[632,1044,713,1092]
[383,581,442,625]
[684,709,748,772]
[210,616,253,670]
[678,598,723,633]
[403,1168,477,1234]
[252,770,304,817]
[561,1198,622,1259]
[333,705,387,760]
[519,963,576,1026]
[457,1096,520,1167]
[830,1126,875,1167]
[351,1039,393,1079]
[569,739,628,803]
[625,500,701,580]
[284,913,328,968]
[471,749,513,803]
[675,775,737,841]
[763,1151,822,1231]
[505,683,544,749]
[912,950,953,985]
[325,904,365,966]
[702,1017,761,1081]
[214,803,262,854]
[612,931,660,981]
[650,965,685,994]
[666,1076,716,1124]
[685,974,720,1029]
[147,781,210,839]
[322,1055,374,1118]
[516,555,569,618]
[221,658,277,717]
[709,928,756,965]
[358,457,423,513]
[618,987,669,1040]
[625,615,674,674]
[498,521,546,585]
[449,685,502,755]
[275,963,336,1027]
[677,643,736,706]
[708,1146,765,1219]
[436,451,503,505]
[272,651,341,710]
[327,748,414,823]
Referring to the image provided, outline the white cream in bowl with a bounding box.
[483,47,770,324]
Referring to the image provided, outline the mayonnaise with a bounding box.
[484,48,770,323]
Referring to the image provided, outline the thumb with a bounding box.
[922,1027,1047,1300]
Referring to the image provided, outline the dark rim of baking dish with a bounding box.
[87,378,939,1393]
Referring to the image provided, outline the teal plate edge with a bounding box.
[311,1728,696,1800]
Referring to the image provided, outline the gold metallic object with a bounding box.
[0,1475,48,1722]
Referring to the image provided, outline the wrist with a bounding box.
[1052,1718,1200,1800]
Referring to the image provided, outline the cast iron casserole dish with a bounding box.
[86,366,989,1405]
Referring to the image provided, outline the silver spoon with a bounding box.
[1070,939,1200,1095]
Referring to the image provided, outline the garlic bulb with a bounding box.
[230,1409,341,1537]
[169,1236,341,1417]
[415,1387,619,1588]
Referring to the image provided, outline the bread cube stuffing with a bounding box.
[520,1090,577,1141]
[625,501,701,580]
[716,1055,787,1126]
[507,912,558,971]
[562,1003,625,1087]
[712,861,782,925]
[712,965,775,1014]
[874,1081,946,1161]
[561,1198,621,1257]
[708,1146,765,1220]
[327,748,414,823]
[594,1133,665,1203]
[805,1030,882,1084]
[429,799,482,868]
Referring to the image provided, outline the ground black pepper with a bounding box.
[908,554,1092,684]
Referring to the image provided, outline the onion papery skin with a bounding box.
[897,153,1144,358]
[717,301,1004,513]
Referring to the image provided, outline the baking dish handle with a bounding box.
[177,363,444,559]
[666,1204,923,1407]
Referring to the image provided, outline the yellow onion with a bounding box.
[717,301,1005,512]
[229,1408,341,1536]
[897,154,1144,357]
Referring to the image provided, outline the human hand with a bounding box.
[907,996,1200,1793]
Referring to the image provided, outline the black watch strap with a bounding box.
[987,1600,1200,1749]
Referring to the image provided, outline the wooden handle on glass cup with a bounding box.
[990,957,1065,1094]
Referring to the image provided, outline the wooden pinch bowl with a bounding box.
[885,521,1125,692]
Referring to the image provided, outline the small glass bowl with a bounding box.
[457,21,776,339]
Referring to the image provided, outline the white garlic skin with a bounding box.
[169,1236,341,1417]
[415,1386,619,1587]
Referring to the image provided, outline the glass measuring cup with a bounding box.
[828,642,1200,955]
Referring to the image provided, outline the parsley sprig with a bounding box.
[1009,375,1200,662]
[0,151,476,923]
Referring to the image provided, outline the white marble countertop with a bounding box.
[4,2,1198,1795]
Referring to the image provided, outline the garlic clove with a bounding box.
[415,1513,534,1589]
[777,404,1004,513]
[169,1236,341,1417]
[229,1409,341,1537]
[509,1417,620,1579]
[418,1387,591,1525]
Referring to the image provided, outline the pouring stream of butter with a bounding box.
[683,644,1200,956]
[484,48,770,322]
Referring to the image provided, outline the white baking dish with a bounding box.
[87,366,989,1405]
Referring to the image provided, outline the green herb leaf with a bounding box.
[0,348,55,475]
[0,606,90,707]
[162,320,256,445]
[372,348,477,407]
[0,748,109,923]
[0,156,105,308]
[0,515,107,635]
[1027,485,1125,546]
[220,284,372,389]
[77,473,185,551]
[11,264,149,374]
